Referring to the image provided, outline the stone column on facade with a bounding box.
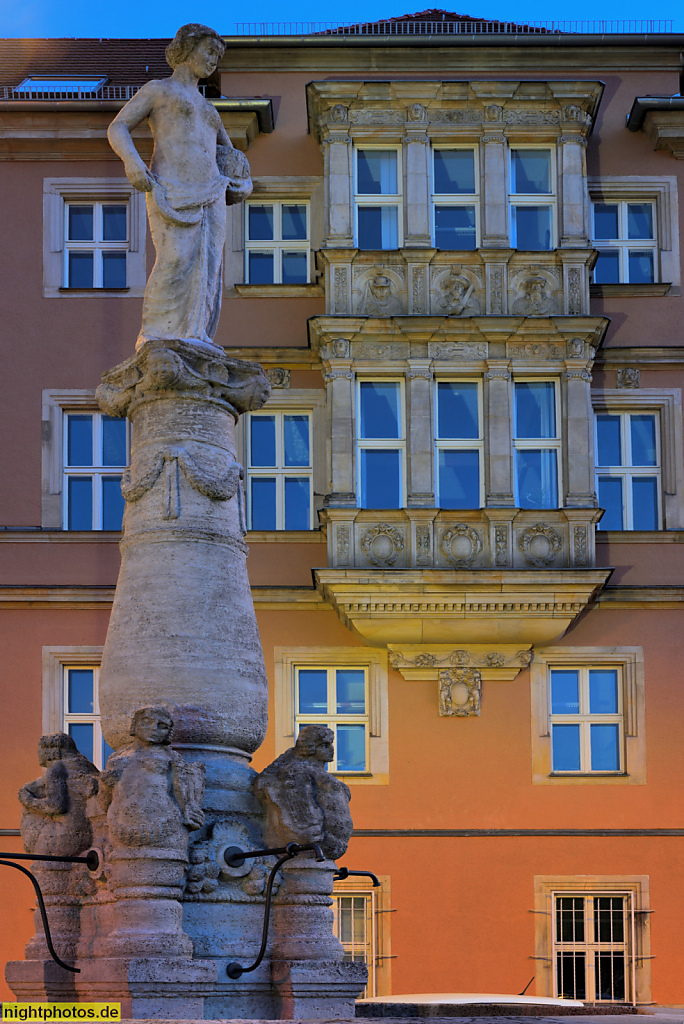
[481,249,512,315]
[559,134,589,247]
[322,129,354,247]
[404,131,432,247]
[323,345,357,507]
[481,134,509,248]
[485,361,515,506]
[564,355,597,507]
[406,360,434,506]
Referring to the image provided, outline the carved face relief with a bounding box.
[133,709,173,745]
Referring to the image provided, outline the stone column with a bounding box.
[323,352,357,507]
[322,130,354,247]
[481,135,509,248]
[559,134,589,247]
[406,361,434,506]
[564,359,597,507]
[485,361,515,506]
[404,132,431,247]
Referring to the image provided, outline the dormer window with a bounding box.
[15,76,106,98]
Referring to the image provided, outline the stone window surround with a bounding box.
[533,875,652,1005]
[234,390,327,531]
[226,175,324,297]
[530,646,645,786]
[588,175,681,294]
[43,177,147,298]
[42,645,103,735]
[591,389,684,531]
[332,872,393,997]
[272,646,389,785]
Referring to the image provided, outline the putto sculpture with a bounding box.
[19,733,99,857]
[255,724,353,861]
[107,23,252,352]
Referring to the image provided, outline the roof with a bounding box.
[319,8,554,34]
[0,38,170,88]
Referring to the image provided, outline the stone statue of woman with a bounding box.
[107,23,252,352]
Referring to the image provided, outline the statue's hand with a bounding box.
[125,162,155,193]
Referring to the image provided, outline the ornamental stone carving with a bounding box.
[573,525,589,566]
[567,337,585,357]
[441,524,483,567]
[519,523,563,567]
[438,668,482,717]
[337,525,351,565]
[407,102,427,122]
[331,338,350,357]
[617,368,641,389]
[433,267,482,315]
[333,267,350,314]
[265,367,290,389]
[415,524,431,565]
[511,270,560,316]
[428,341,488,360]
[353,270,404,316]
[494,524,509,566]
[361,524,405,566]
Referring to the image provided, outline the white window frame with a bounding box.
[273,647,389,785]
[42,647,110,770]
[512,377,562,509]
[595,409,662,531]
[294,664,370,774]
[434,378,484,508]
[244,199,310,284]
[534,876,652,1007]
[353,145,403,250]
[591,199,657,284]
[43,178,146,298]
[530,647,645,786]
[62,409,130,531]
[64,200,130,289]
[508,145,556,251]
[548,665,624,775]
[62,664,111,770]
[430,145,479,251]
[356,378,406,509]
[245,409,314,530]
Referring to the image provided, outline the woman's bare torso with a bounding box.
[146,79,223,186]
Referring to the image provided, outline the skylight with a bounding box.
[15,77,106,96]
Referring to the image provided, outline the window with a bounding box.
[592,202,656,284]
[295,665,369,773]
[550,666,623,774]
[431,148,478,250]
[513,380,560,509]
[357,380,405,509]
[596,412,660,531]
[554,893,633,1002]
[63,411,129,530]
[244,201,309,284]
[354,148,402,250]
[246,411,312,530]
[333,891,376,996]
[435,380,483,508]
[509,148,554,250]
[63,666,113,769]
[64,201,129,289]
[16,76,106,98]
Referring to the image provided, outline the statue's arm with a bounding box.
[107,83,157,193]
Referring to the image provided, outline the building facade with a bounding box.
[1,14,684,1006]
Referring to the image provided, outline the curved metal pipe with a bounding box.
[0,859,79,973]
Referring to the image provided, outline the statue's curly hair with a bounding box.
[165,23,225,70]
[294,724,334,758]
[39,732,79,756]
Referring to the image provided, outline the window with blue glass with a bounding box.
[354,149,402,250]
[295,666,369,773]
[596,411,660,531]
[592,201,656,284]
[357,380,404,509]
[247,411,312,530]
[431,148,478,251]
[245,201,309,284]
[513,381,560,509]
[63,411,128,530]
[509,149,554,251]
[63,666,113,769]
[64,201,128,288]
[550,667,623,774]
[435,380,482,508]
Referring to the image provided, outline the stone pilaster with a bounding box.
[564,353,597,507]
[322,346,356,507]
[322,130,354,247]
[406,360,434,506]
[481,134,509,248]
[404,130,431,247]
[485,360,515,506]
[559,134,589,247]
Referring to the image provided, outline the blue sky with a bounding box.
[0,0,681,37]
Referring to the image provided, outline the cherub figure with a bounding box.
[19,733,99,857]
[255,724,353,861]
[99,706,204,856]
[107,23,252,351]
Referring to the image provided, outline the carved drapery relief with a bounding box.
[438,668,482,717]
[360,524,405,566]
[519,523,563,567]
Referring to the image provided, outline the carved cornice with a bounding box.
[313,567,612,647]
[389,643,533,683]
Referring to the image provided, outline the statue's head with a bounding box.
[370,274,392,299]
[294,724,335,765]
[165,23,225,74]
[130,706,174,746]
[38,732,79,767]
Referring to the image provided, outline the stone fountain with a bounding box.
[5,22,366,1019]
